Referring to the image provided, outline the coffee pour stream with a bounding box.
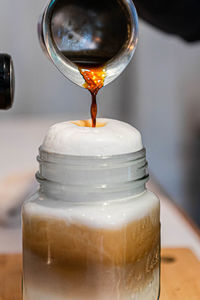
[38,0,138,126]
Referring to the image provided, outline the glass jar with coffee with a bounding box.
[22,119,160,300]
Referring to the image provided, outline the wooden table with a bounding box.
[0,248,200,300]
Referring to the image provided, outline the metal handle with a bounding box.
[0,54,15,110]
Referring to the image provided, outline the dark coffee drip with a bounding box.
[77,63,106,127]
[60,51,107,127]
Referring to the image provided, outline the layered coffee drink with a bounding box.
[23,119,160,300]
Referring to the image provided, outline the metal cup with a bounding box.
[38,0,138,88]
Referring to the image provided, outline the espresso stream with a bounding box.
[78,63,106,127]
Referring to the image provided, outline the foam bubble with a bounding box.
[41,118,143,156]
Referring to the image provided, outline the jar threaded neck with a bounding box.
[36,148,149,202]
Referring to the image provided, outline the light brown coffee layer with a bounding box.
[23,206,160,266]
[23,207,160,298]
[23,207,160,300]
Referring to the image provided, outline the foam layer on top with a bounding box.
[42,118,143,156]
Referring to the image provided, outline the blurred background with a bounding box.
[0,0,200,227]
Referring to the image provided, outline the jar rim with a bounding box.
[38,146,146,164]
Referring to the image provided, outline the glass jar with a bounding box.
[22,147,160,300]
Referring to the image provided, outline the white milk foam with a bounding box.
[24,191,159,229]
[42,118,143,156]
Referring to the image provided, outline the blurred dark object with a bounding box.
[0,54,14,110]
[134,0,200,42]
